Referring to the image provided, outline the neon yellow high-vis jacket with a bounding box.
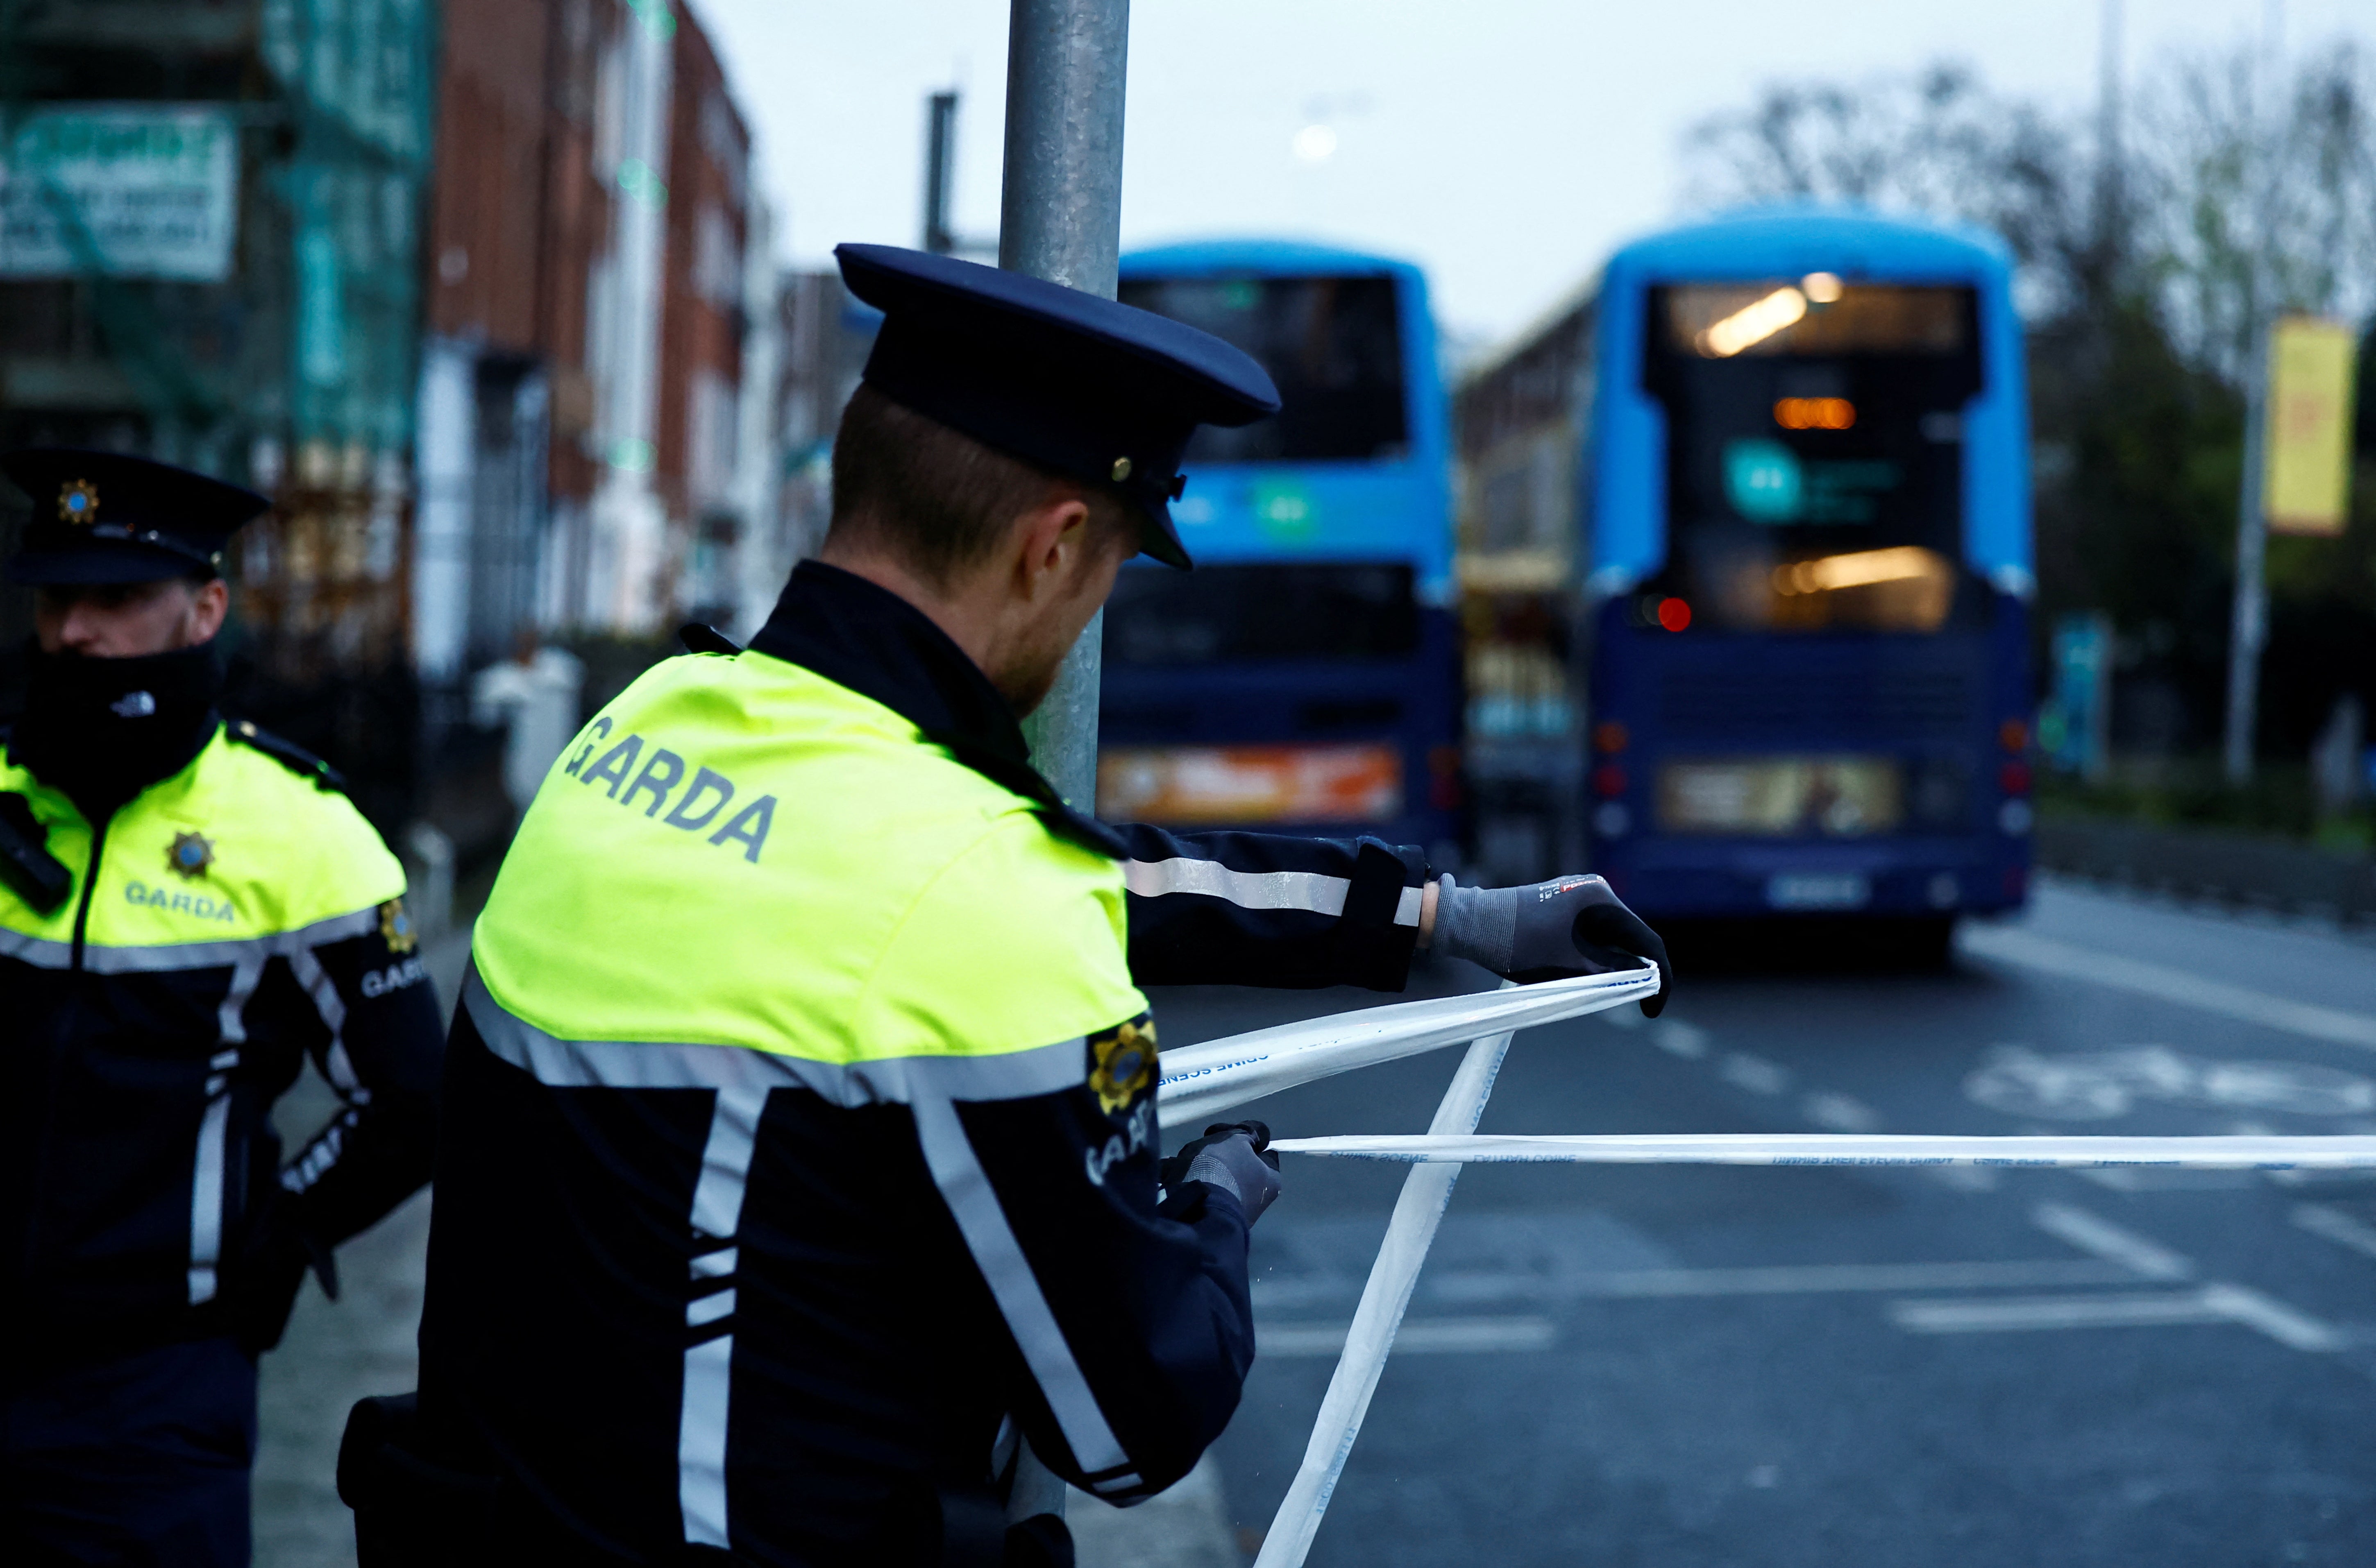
[417,563,1275,1562]
[1,720,445,1363]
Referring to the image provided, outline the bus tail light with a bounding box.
[1592,764,1628,798]
[1593,721,1629,754]
[1999,718,2029,753]
[1428,745,1463,811]
[1999,760,2032,795]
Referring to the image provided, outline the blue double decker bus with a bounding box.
[1579,208,2035,938]
[1098,240,1463,864]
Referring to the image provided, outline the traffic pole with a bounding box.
[999,0,1129,810]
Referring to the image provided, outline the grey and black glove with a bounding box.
[1161,1120,1283,1226]
[1431,872,1673,1016]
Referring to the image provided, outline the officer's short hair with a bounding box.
[826,385,1133,590]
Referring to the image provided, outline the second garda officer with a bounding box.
[355,247,1670,1565]
[0,451,445,1563]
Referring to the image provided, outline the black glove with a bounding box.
[1160,1120,1282,1226]
[1432,873,1673,1017]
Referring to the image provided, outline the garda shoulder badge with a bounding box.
[167,831,214,880]
[1087,1016,1156,1115]
[379,897,418,955]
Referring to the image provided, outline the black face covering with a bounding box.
[13,639,225,820]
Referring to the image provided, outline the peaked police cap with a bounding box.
[3,448,268,585]
[833,243,1281,570]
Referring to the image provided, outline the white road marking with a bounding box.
[1555,1260,2143,1297]
[1889,1284,2345,1350]
[1651,1018,1708,1058]
[2196,1283,2349,1352]
[1254,1259,2144,1311]
[1960,924,2376,1052]
[2031,1202,2194,1281]
[2291,1203,2376,1261]
[1803,1091,1883,1132]
[1258,1316,1557,1357]
[1720,1053,1792,1095]
[1889,1290,2231,1334]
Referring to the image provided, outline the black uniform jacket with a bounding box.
[416,563,1430,1565]
[0,722,445,1375]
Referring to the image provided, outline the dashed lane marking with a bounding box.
[1257,1316,1558,1357]
[1254,1260,2145,1311]
[2291,1203,2376,1261]
[1888,1284,2345,1349]
[1960,924,2376,1053]
[2031,1201,2195,1281]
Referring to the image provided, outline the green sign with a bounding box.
[0,105,239,281]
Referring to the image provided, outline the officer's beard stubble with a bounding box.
[985,532,1125,719]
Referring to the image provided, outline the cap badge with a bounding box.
[168,832,216,881]
[379,897,418,955]
[1087,1017,1157,1115]
[59,480,99,526]
[1110,457,1133,483]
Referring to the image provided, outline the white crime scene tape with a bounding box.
[1154,965,1658,1130]
[1269,1132,2376,1168]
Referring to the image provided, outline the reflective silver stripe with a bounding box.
[288,947,366,1100]
[0,927,73,969]
[189,955,266,1306]
[1394,885,1423,927]
[678,1085,767,1550]
[51,906,384,974]
[1123,857,1350,916]
[910,1090,1137,1491]
[187,1063,235,1304]
[216,954,266,1047]
[463,965,1086,1106]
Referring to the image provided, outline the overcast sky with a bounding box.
[695,0,2374,347]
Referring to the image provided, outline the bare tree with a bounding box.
[1683,42,2376,379]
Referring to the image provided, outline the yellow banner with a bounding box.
[2263,316,2359,537]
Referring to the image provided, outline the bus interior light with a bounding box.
[1770,546,1942,596]
[1694,286,1807,357]
[1774,397,1855,430]
[1801,272,1845,304]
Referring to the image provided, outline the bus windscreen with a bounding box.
[1104,562,1419,666]
[1117,274,1408,463]
[1645,281,1982,634]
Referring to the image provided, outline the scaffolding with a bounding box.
[0,0,435,823]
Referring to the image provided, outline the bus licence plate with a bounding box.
[1097,744,1403,825]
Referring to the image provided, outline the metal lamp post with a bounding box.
[999,0,1129,811]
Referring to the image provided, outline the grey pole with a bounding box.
[2222,0,2285,787]
[2223,331,2271,786]
[999,0,1129,811]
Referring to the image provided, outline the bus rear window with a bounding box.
[1663,282,1969,357]
[1644,282,1982,634]
[1104,562,1418,665]
[1117,274,1409,463]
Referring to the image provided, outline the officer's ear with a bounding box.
[181,576,231,647]
[1008,485,1098,605]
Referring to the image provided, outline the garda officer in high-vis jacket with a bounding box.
[0,450,445,1565]
[354,247,1670,1567]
